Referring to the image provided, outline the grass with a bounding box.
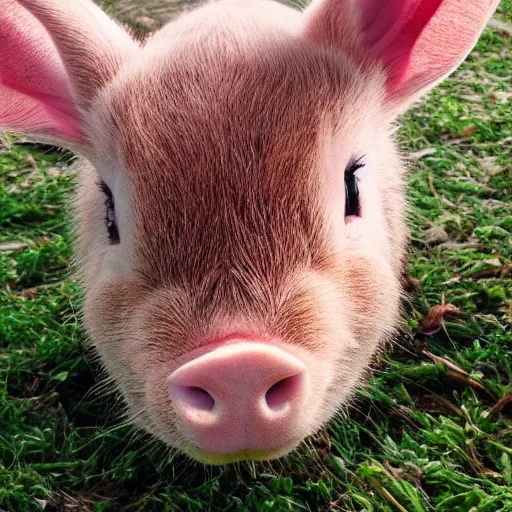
[1,2,511,510]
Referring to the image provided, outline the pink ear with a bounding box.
[0,0,138,147]
[304,0,500,110]
[359,0,444,92]
[0,1,85,143]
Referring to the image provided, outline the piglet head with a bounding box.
[0,0,498,463]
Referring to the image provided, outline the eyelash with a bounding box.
[344,157,364,218]
[99,181,120,244]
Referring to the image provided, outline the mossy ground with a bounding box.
[1,2,511,510]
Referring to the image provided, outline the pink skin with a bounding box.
[168,340,307,454]
[0,0,500,464]
[0,2,83,141]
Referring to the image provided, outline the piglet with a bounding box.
[0,0,499,464]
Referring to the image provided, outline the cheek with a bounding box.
[310,256,401,423]
[82,276,150,384]
[274,262,401,429]
[343,252,401,338]
[276,272,355,353]
[312,252,402,375]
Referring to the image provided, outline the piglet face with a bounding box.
[77,14,405,463]
[1,0,498,464]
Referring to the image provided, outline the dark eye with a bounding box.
[344,157,364,218]
[99,180,120,244]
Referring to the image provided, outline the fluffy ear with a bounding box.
[0,0,139,148]
[303,0,500,112]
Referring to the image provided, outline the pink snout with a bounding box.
[167,342,307,456]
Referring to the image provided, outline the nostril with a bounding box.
[265,373,302,412]
[170,385,215,412]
